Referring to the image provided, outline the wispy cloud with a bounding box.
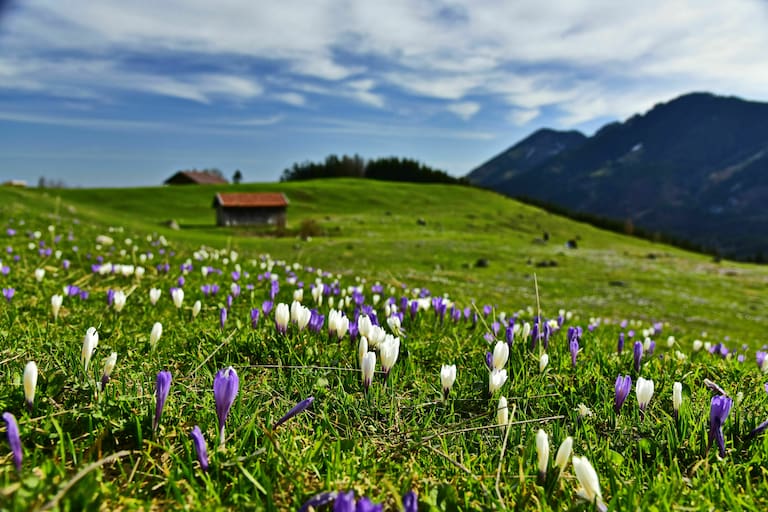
[447,102,481,120]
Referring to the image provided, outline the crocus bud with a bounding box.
[379,335,400,381]
[614,375,632,414]
[296,304,311,331]
[23,361,38,410]
[214,366,239,445]
[190,426,209,472]
[192,300,201,318]
[492,341,509,370]
[2,412,22,472]
[633,341,643,372]
[672,381,683,421]
[709,395,733,458]
[539,353,549,373]
[636,377,655,419]
[81,327,99,375]
[34,268,45,282]
[573,455,604,508]
[554,436,573,477]
[536,429,549,480]
[273,396,314,429]
[149,288,161,305]
[101,352,117,390]
[275,303,290,334]
[440,364,457,400]
[171,287,184,308]
[149,322,163,350]
[113,290,126,312]
[153,370,172,431]
[358,336,368,369]
[51,294,63,320]
[361,351,376,393]
[489,369,507,394]
[497,396,509,426]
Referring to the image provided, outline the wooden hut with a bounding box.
[212,192,288,227]
[165,171,229,185]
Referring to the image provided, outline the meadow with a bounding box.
[0,179,767,510]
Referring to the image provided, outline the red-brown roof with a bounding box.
[213,192,288,208]
[166,171,229,185]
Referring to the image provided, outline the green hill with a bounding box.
[4,178,767,341]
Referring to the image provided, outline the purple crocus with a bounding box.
[106,288,115,306]
[614,375,632,414]
[262,300,274,315]
[402,490,418,512]
[190,426,209,472]
[250,308,260,328]
[153,371,172,432]
[273,396,315,429]
[570,337,579,367]
[355,497,383,512]
[2,288,14,303]
[334,491,356,512]
[708,395,733,458]
[633,341,643,372]
[219,307,227,329]
[299,492,339,512]
[617,332,625,354]
[2,412,22,472]
[214,366,239,445]
[485,352,493,370]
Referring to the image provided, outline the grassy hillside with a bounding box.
[4,179,768,342]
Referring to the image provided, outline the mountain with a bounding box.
[467,128,587,187]
[468,92,768,260]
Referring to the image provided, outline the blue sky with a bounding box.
[2,0,768,188]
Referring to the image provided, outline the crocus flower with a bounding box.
[219,307,227,329]
[192,300,201,319]
[708,395,733,457]
[379,335,400,381]
[250,308,260,328]
[23,361,37,410]
[214,366,239,445]
[402,490,418,512]
[536,429,549,480]
[334,491,355,512]
[273,396,315,429]
[570,337,579,367]
[51,294,63,320]
[190,426,209,472]
[275,303,290,334]
[171,287,184,308]
[633,341,643,372]
[358,336,368,369]
[101,352,117,390]
[361,352,376,393]
[572,455,605,510]
[2,412,22,472]
[492,341,509,370]
[298,492,339,512]
[440,364,457,400]
[672,382,683,421]
[489,369,508,394]
[3,288,14,302]
[617,332,625,354]
[113,290,126,312]
[497,396,509,426]
[81,327,99,375]
[539,353,549,373]
[614,375,632,414]
[153,371,172,432]
[554,436,573,478]
[149,288,161,305]
[149,322,163,350]
[636,377,655,419]
[355,496,382,512]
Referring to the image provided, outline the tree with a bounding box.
[233,170,243,184]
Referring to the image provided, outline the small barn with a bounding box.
[212,192,288,228]
[165,170,229,185]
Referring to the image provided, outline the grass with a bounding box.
[0,179,767,510]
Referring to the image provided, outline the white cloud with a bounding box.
[508,108,540,126]
[274,92,306,106]
[447,102,481,120]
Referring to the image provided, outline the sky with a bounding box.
[2,0,768,188]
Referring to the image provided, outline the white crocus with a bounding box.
[275,303,290,332]
[103,352,117,380]
[192,300,202,319]
[489,369,508,393]
[311,285,323,305]
[387,315,402,336]
[440,364,457,399]
[150,322,163,350]
[536,429,549,477]
[492,341,509,370]
[361,351,376,391]
[23,361,38,408]
[357,315,372,339]
[358,336,369,369]
[572,455,604,508]
[636,377,655,413]
[81,327,99,374]
[295,304,311,331]
[554,436,573,477]
[692,339,703,352]
[51,294,63,320]
[539,353,549,373]
[672,381,683,419]
[379,335,400,377]
[149,288,161,305]
[113,290,127,312]
[34,268,45,282]
[497,396,509,426]
[293,288,304,302]
[171,288,184,308]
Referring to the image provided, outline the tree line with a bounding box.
[280,154,467,185]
